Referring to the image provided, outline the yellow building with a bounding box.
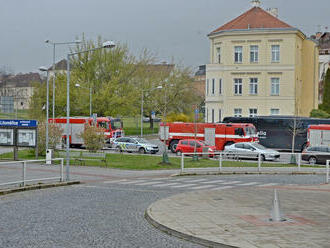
[205,1,319,123]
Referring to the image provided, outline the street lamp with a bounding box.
[75,83,92,117]
[141,85,162,137]
[45,39,81,121]
[39,66,50,153]
[65,40,116,181]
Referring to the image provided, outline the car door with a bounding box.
[188,141,197,153]
[233,143,246,157]
[126,138,137,152]
[319,147,330,164]
[243,143,258,159]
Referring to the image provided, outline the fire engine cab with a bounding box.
[49,116,124,147]
[159,122,258,152]
[307,124,330,147]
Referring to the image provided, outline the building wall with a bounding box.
[205,30,318,122]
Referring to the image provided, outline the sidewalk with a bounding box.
[146,184,330,248]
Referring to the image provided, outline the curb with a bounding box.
[172,171,322,177]
[0,181,81,196]
[145,206,237,248]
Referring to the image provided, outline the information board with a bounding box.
[17,129,36,147]
[0,129,14,146]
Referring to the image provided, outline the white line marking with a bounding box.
[103,179,128,184]
[211,186,234,190]
[237,182,259,186]
[220,181,241,185]
[200,180,225,184]
[257,183,278,187]
[152,183,180,187]
[169,184,196,188]
[183,179,208,183]
[134,181,163,186]
[117,180,147,184]
[191,185,217,190]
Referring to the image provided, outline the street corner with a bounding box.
[145,187,330,248]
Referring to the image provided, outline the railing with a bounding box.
[326,160,330,184]
[180,152,328,181]
[0,158,64,188]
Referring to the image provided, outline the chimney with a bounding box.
[251,0,261,7]
[266,8,279,18]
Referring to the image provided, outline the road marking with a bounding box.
[169,184,196,188]
[103,179,128,184]
[212,186,234,190]
[134,181,164,186]
[220,181,241,185]
[117,180,147,184]
[201,180,224,184]
[237,182,259,186]
[183,179,208,183]
[257,183,278,187]
[191,185,216,190]
[152,183,180,187]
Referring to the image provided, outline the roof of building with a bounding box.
[209,7,293,36]
[48,59,69,71]
[0,73,42,88]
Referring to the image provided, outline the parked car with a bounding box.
[143,116,161,123]
[302,145,330,165]
[224,142,280,161]
[112,137,159,154]
[175,139,217,157]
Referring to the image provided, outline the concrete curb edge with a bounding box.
[172,171,322,177]
[145,205,238,248]
[0,181,81,196]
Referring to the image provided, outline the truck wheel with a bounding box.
[170,140,179,153]
[139,148,146,154]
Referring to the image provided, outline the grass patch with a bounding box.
[122,117,159,136]
[0,150,317,170]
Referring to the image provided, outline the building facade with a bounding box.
[205,1,319,123]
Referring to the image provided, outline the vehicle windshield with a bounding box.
[252,143,266,150]
[135,138,149,144]
[98,121,109,129]
[244,127,257,136]
[111,120,121,130]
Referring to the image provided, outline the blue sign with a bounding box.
[0,120,37,127]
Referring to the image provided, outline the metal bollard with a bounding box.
[181,153,184,174]
[22,161,26,187]
[219,152,223,172]
[326,160,329,184]
[258,153,261,172]
[60,158,64,182]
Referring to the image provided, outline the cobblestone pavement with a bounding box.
[147,184,330,248]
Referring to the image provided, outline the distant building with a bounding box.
[0,73,42,112]
[311,32,330,103]
[194,65,206,97]
[205,0,319,122]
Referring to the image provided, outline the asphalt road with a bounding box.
[0,162,326,248]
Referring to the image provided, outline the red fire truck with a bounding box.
[159,122,258,152]
[307,124,330,147]
[49,116,124,147]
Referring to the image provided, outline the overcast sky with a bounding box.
[0,0,329,74]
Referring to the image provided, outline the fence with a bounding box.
[326,160,330,184]
[180,152,329,182]
[0,158,64,188]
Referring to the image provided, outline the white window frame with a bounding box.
[249,108,258,117]
[234,78,242,95]
[216,47,221,64]
[219,79,222,95]
[270,108,280,115]
[271,78,280,96]
[271,45,280,62]
[250,45,259,63]
[211,78,215,95]
[206,79,209,96]
[234,108,242,117]
[249,78,258,95]
[234,46,243,63]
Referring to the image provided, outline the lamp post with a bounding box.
[45,39,81,121]
[75,83,92,117]
[65,40,115,181]
[39,66,50,152]
[141,86,162,137]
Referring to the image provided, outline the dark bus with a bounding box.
[222,116,330,151]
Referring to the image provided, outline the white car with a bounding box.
[224,142,280,161]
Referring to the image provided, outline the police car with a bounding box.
[112,137,159,154]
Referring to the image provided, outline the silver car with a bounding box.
[112,137,159,154]
[224,142,280,161]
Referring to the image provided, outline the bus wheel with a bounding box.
[170,140,179,153]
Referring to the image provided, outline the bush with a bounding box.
[37,122,63,155]
[79,124,104,152]
[310,109,330,118]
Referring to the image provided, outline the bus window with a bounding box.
[235,128,244,136]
